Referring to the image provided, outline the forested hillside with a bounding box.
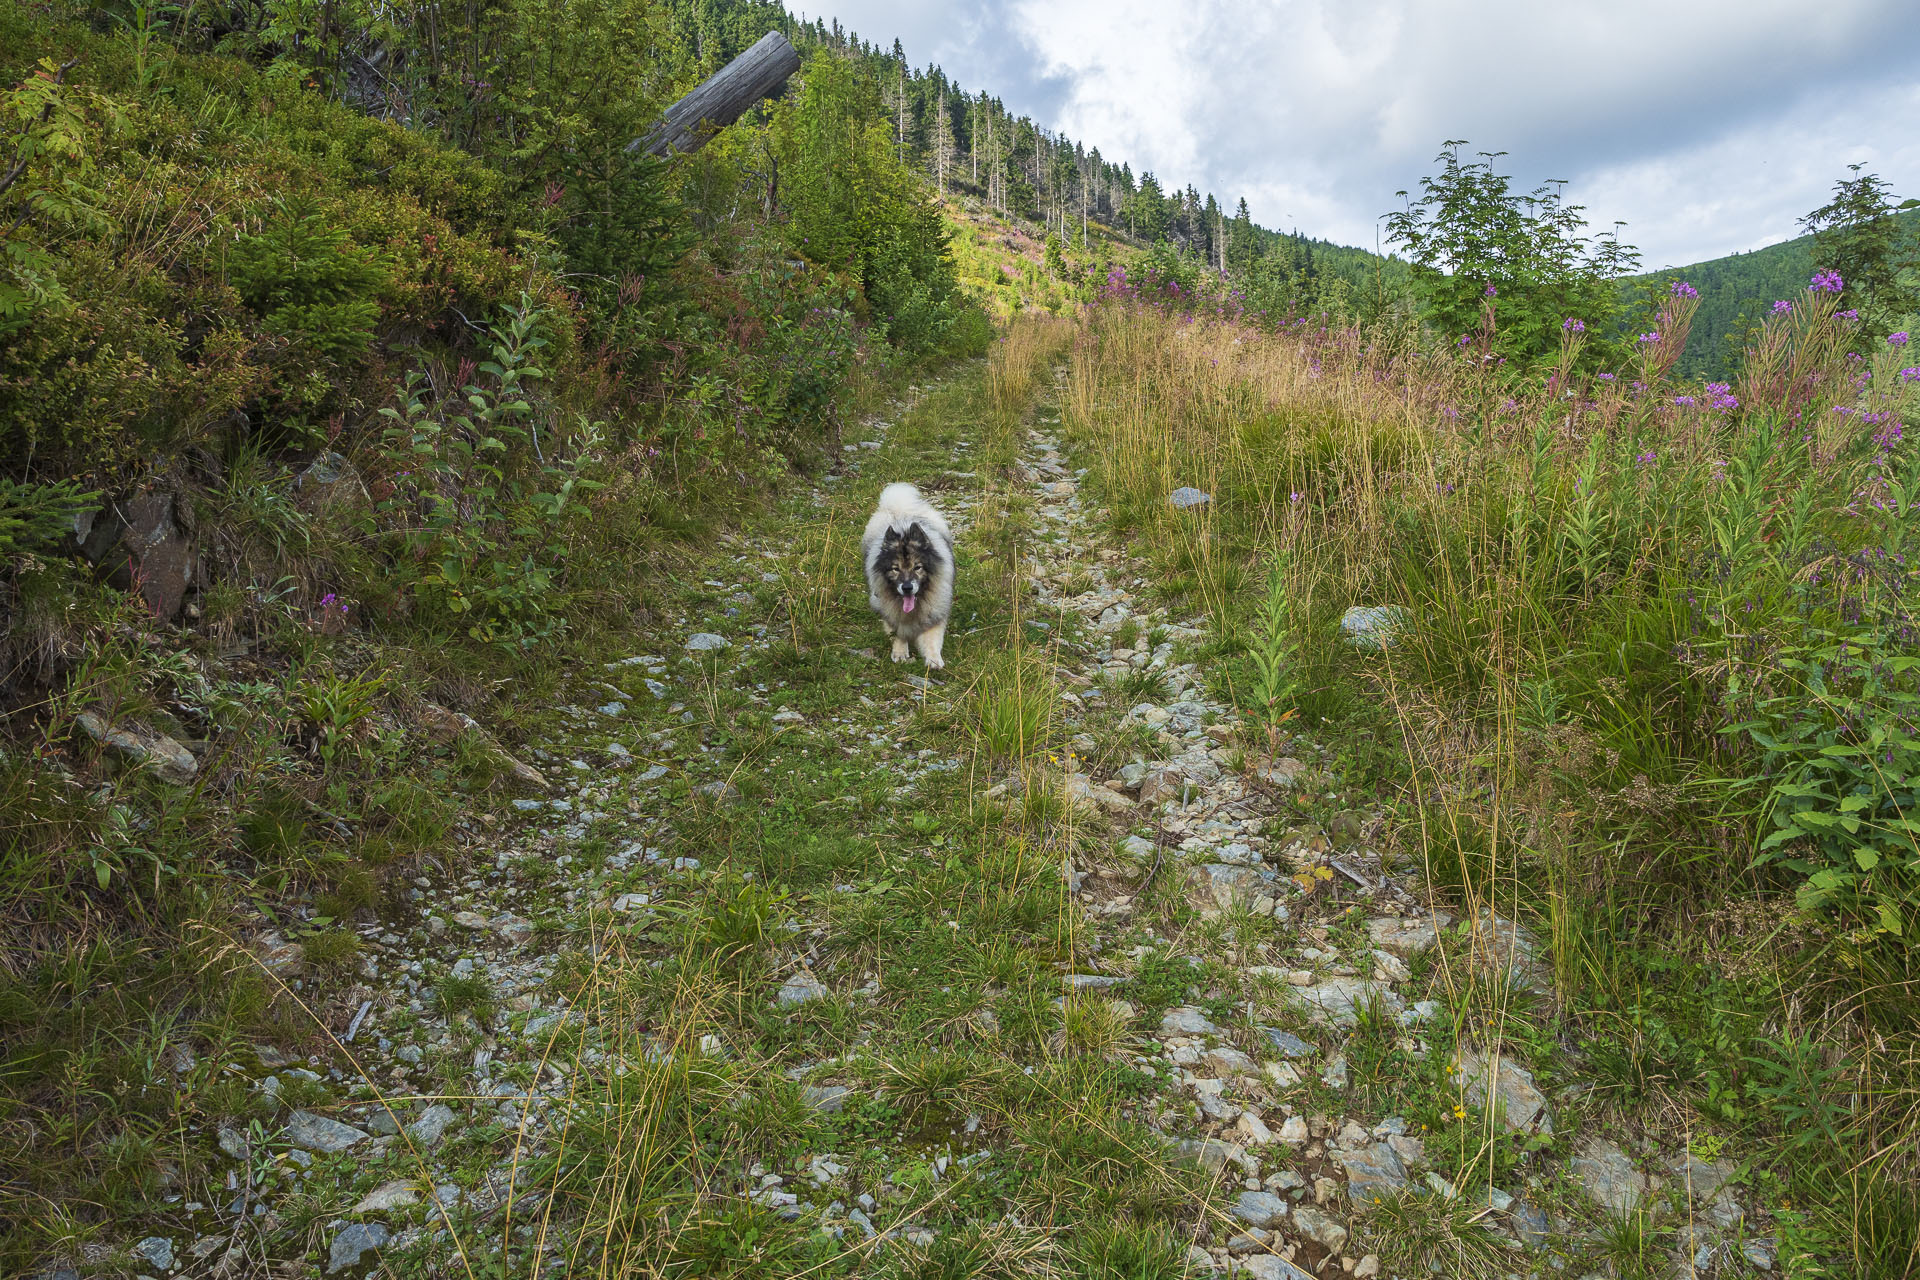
[673,0,1404,318]
[1627,207,1920,379]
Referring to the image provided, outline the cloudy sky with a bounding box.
[784,0,1920,268]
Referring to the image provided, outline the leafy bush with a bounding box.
[372,296,603,650]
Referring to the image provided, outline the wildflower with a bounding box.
[1637,449,1658,466]
[1706,381,1738,411]
[1903,367,1920,383]
[1484,283,1497,297]
[1637,332,1660,345]
[1809,269,1844,293]
[1562,317,1585,333]
[1892,332,1912,348]
[1771,300,1793,316]
[1672,395,1696,407]
[1597,372,1616,381]
[1669,280,1699,299]
[1838,309,1860,321]
[1290,491,1303,503]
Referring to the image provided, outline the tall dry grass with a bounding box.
[1063,290,1920,1274]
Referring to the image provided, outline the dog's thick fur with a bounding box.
[862,483,955,669]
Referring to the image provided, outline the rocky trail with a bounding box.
[111,362,1779,1280]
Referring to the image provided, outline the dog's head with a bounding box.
[876,523,939,613]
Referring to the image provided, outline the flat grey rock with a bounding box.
[133,1237,174,1270]
[328,1222,389,1273]
[406,1103,457,1148]
[1257,1027,1316,1059]
[285,1110,369,1153]
[1065,973,1127,990]
[1456,1049,1554,1135]
[1366,911,1453,959]
[1231,1190,1288,1228]
[1159,1006,1219,1036]
[1508,1199,1552,1248]
[774,974,829,1008]
[1165,1135,1244,1174]
[76,711,198,784]
[1292,1203,1349,1251]
[352,1179,420,1213]
[1571,1136,1647,1215]
[1288,976,1403,1028]
[1340,604,1408,650]
[1239,1255,1316,1280]
[686,632,729,650]
[1332,1142,1408,1204]
[1168,487,1212,509]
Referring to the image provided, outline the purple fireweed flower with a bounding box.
[1637,449,1658,466]
[1484,283,1498,297]
[1706,381,1738,411]
[1670,281,1699,299]
[1838,309,1860,321]
[1673,395,1697,407]
[1290,492,1303,503]
[1903,367,1920,383]
[1562,317,1586,333]
[1638,332,1660,345]
[1891,332,1911,347]
[1598,372,1616,381]
[1772,300,1793,316]
[1810,269,1844,294]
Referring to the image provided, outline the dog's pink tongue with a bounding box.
[901,596,916,613]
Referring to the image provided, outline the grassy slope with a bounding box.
[1057,299,1920,1280]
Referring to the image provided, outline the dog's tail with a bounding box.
[874,482,925,525]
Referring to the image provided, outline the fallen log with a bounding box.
[630,30,801,158]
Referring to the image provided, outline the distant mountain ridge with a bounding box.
[1625,208,1920,380]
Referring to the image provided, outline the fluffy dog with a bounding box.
[862,483,955,669]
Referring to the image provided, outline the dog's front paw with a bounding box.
[922,654,945,671]
[890,638,911,662]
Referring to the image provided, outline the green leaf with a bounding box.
[1855,848,1881,871]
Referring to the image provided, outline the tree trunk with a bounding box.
[630,31,801,158]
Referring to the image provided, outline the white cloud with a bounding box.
[789,0,1920,265]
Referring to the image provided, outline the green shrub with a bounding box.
[0,478,97,556]
[227,203,391,361]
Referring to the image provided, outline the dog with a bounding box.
[862,483,955,670]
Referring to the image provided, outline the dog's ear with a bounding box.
[902,522,930,552]
[880,527,903,548]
